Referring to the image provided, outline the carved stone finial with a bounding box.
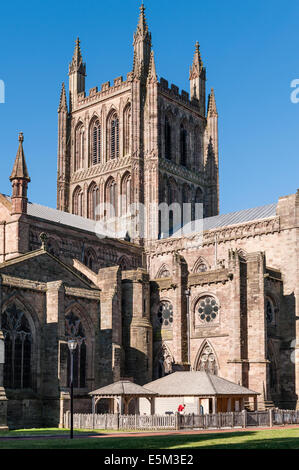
[39,232,48,250]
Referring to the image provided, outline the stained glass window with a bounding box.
[197,296,219,324]
[157,301,173,328]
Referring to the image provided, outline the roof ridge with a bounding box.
[205,372,217,394]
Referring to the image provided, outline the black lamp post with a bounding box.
[68,339,77,439]
[185,288,191,369]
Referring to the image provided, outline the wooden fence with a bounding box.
[64,412,176,430]
[64,409,299,431]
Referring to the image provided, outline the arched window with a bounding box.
[168,180,178,236]
[180,124,187,166]
[65,312,86,388]
[105,177,117,218]
[192,187,204,221]
[73,186,84,217]
[121,172,131,215]
[88,183,99,220]
[2,304,32,389]
[155,264,171,279]
[75,123,84,171]
[182,184,191,228]
[165,116,172,160]
[118,256,130,271]
[108,112,119,160]
[91,119,101,165]
[83,250,94,270]
[157,301,174,329]
[155,343,174,379]
[195,342,218,375]
[123,105,131,155]
[192,257,208,273]
[266,297,277,325]
[194,126,202,170]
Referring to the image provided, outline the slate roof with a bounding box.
[143,372,259,396]
[89,380,158,397]
[171,203,277,238]
[1,194,277,237]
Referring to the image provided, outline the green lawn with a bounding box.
[0,428,299,449]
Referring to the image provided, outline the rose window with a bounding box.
[157,302,174,328]
[197,297,219,324]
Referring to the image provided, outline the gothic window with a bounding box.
[192,257,208,273]
[91,119,101,165]
[121,172,131,215]
[65,312,86,388]
[118,256,128,270]
[194,126,202,170]
[105,177,117,218]
[266,297,277,325]
[168,180,178,237]
[182,184,191,228]
[73,186,84,216]
[83,250,94,270]
[192,187,204,221]
[155,264,171,279]
[88,183,99,220]
[180,124,187,167]
[155,343,174,379]
[123,105,131,155]
[157,301,174,329]
[109,112,119,160]
[165,116,172,160]
[196,343,218,375]
[2,304,32,389]
[196,296,219,325]
[75,123,84,171]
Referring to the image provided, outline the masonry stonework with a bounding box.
[0,5,297,428]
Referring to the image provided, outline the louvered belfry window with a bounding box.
[92,120,101,165]
[111,114,119,159]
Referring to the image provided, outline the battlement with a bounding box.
[76,72,134,107]
[158,77,200,110]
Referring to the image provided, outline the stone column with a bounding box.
[122,269,152,385]
[172,253,189,366]
[97,266,122,386]
[0,330,8,430]
[42,281,65,426]
[246,252,268,403]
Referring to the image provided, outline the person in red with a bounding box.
[178,404,185,413]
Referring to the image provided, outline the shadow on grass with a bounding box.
[0,429,299,449]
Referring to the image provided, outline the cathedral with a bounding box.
[0,4,298,428]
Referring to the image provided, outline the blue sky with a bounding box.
[0,0,299,214]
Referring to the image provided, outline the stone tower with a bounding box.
[56,4,219,243]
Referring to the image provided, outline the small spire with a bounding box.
[134,2,151,41]
[58,82,68,112]
[69,37,86,76]
[189,41,203,80]
[147,50,157,83]
[207,88,218,117]
[74,37,82,64]
[10,133,30,182]
[138,2,147,33]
